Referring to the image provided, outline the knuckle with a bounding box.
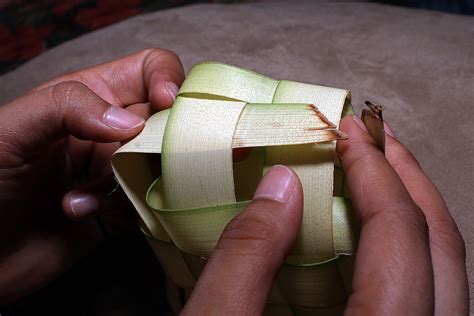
[51,80,89,115]
[141,48,183,81]
[141,47,180,66]
[143,47,179,60]
[429,218,466,262]
[342,144,379,180]
[364,202,429,238]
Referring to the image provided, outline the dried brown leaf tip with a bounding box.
[307,104,337,128]
[361,101,385,153]
[329,129,349,140]
[306,104,347,140]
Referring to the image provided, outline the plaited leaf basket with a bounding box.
[112,62,359,315]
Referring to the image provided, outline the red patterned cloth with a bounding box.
[0,0,214,74]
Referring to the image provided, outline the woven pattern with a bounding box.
[112,62,359,314]
[143,232,353,315]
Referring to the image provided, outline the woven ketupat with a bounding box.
[112,62,359,315]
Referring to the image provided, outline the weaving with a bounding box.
[112,62,359,315]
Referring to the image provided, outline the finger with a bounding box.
[383,124,468,315]
[35,48,185,110]
[336,115,434,315]
[62,173,137,223]
[62,174,127,218]
[182,165,303,315]
[0,81,144,165]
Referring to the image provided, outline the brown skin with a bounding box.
[0,48,184,302]
[340,116,468,315]
[0,50,468,314]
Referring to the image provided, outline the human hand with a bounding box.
[0,48,184,303]
[181,116,468,315]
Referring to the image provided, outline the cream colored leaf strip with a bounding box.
[179,62,278,103]
[111,109,171,241]
[161,96,246,210]
[146,177,356,260]
[111,153,170,241]
[115,109,170,155]
[271,80,349,263]
[232,103,347,148]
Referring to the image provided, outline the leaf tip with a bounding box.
[307,104,337,128]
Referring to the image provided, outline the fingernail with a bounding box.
[351,115,368,132]
[165,82,179,101]
[70,193,99,218]
[384,121,395,137]
[253,165,295,203]
[103,106,144,131]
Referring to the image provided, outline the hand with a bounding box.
[0,48,184,303]
[181,116,468,315]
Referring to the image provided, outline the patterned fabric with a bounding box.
[0,0,246,74]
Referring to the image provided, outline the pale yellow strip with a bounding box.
[111,153,169,241]
[274,259,347,308]
[332,197,359,254]
[271,81,350,263]
[179,62,278,103]
[115,109,169,154]
[111,110,171,240]
[274,80,349,126]
[232,103,345,148]
[147,178,355,258]
[265,144,336,262]
[161,96,246,209]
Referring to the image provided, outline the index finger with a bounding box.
[34,48,185,111]
[336,115,434,315]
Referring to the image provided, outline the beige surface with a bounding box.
[1,0,473,308]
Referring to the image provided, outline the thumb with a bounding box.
[182,165,304,315]
[0,81,144,164]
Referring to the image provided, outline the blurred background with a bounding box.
[1,0,473,74]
